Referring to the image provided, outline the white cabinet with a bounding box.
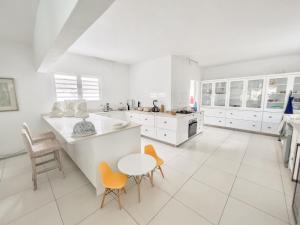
[226,118,261,132]
[262,112,283,123]
[201,82,213,106]
[204,116,225,126]
[226,110,262,121]
[261,122,280,134]
[156,128,176,144]
[139,114,155,126]
[141,125,155,137]
[203,108,226,117]
[214,81,227,107]
[264,76,288,112]
[229,80,245,108]
[245,78,264,110]
[292,75,300,111]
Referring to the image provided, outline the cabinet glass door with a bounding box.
[293,77,300,110]
[229,81,244,107]
[246,79,264,108]
[214,81,226,106]
[201,83,212,106]
[266,77,287,109]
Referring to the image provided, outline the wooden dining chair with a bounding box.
[21,129,64,190]
[22,122,55,144]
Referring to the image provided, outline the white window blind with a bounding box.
[54,74,78,101]
[81,77,100,101]
[54,74,100,101]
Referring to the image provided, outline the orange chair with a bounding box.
[98,162,128,209]
[144,144,165,178]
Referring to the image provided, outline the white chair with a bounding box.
[21,129,64,190]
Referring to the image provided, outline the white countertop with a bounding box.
[43,113,141,144]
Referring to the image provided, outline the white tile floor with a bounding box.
[0,126,296,225]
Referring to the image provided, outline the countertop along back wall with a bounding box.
[202,53,300,80]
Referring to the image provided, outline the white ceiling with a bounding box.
[69,0,300,66]
[0,0,39,44]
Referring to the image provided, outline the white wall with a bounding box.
[129,56,172,110]
[171,56,202,109]
[50,53,130,110]
[0,41,55,155]
[202,53,300,80]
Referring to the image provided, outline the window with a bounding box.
[54,74,100,101]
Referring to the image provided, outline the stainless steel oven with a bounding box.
[188,119,197,138]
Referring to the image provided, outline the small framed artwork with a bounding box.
[0,78,18,112]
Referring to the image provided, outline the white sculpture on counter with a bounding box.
[64,100,76,117]
[72,101,96,137]
[50,102,64,118]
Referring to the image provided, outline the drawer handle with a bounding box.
[253,115,257,117]
[252,124,255,127]
[229,122,232,124]
[230,113,233,115]
[164,133,167,137]
[145,118,148,120]
[268,126,271,129]
[164,121,167,124]
[130,116,133,118]
[145,129,148,131]
[218,120,222,122]
[268,116,272,118]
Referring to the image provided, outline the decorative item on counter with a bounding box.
[50,102,64,117]
[137,107,143,111]
[0,78,18,112]
[170,111,176,115]
[143,107,152,112]
[192,102,198,112]
[64,100,76,117]
[137,101,141,107]
[72,101,96,137]
[160,104,165,112]
[152,100,160,112]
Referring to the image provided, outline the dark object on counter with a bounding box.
[127,103,130,110]
[152,100,160,112]
[176,110,193,114]
[138,101,141,107]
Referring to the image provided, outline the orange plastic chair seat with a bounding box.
[103,172,128,189]
[156,157,164,167]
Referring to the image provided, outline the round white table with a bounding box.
[118,153,156,202]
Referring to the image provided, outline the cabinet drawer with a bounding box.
[203,108,226,118]
[141,125,155,137]
[226,119,261,132]
[156,128,176,144]
[127,113,140,123]
[263,112,283,123]
[139,114,155,126]
[155,116,177,130]
[261,122,280,134]
[226,110,262,121]
[204,116,225,126]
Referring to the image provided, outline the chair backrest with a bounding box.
[22,122,33,143]
[144,144,158,158]
[98,162,113,185]
[21,128,33,156]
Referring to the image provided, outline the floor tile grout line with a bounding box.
[46,172,65,225]
[216,133,252,225]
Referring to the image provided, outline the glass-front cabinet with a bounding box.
[214,81,227,107]
[246,79,264,109]
[201,82,213,106]
[265,77,288,111]
[293,76,300,110]
[229,80,244,108]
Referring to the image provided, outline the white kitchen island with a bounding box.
[43,113,141,195]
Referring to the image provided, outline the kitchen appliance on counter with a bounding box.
[127,99,135,110]
[152,100,160,112]
[188,118,197,137]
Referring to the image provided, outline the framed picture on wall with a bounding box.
[0,78,18,112]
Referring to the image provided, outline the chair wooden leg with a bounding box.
[122,187,127,194]
[158,166,164,178]
[100,188,108,208]
[58,150,64,177]
[148,172,154,187]
[31,158,37,190]
[117,189,122,210]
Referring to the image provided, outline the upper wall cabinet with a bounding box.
[245,78,264,110]
[201,82,213,106]
[264,76,288,111]
[214,81,227,107]
[292,75,300,111]
[228,80,245,108]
